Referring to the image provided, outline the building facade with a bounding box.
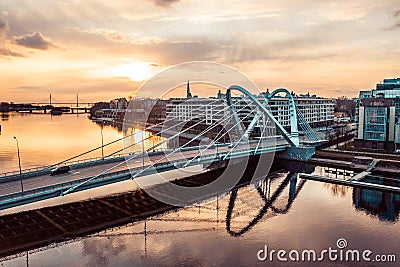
[355,78,400,151]
[109,98,128,110]
[166,87,335,135]
[267,94,334,128]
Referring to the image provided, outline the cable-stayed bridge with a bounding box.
[0,86,322,211]
[7,94,95,114]
[21,94,95,107]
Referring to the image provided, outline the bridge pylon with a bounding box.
[226,85,299,147]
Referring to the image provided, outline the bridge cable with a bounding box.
[183,103,262,168]
[129,103,249,179]
[51,98,223,168]
[61,101,232,195]
[106,99,226,158]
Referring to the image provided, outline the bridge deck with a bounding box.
[0,141,288,211]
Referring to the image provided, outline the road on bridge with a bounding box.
[0,139,287,197]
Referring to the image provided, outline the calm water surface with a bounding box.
[1,113,399,266]
[2,169,400,266]
[0,112,162,173]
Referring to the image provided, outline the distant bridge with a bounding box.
[11,105,91,114]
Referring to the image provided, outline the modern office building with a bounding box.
[355,78,400,151]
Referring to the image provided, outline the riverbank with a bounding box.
[309,150,400,177]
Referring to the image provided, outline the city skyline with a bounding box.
[0,0,400,102]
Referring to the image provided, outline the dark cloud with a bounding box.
[0,17,24,58]
[0,17,8,39]
[148,0,180,8]
[383,9,400,31]
[14,32,58,50]
[0,47,24,57]
[384,22,400,30]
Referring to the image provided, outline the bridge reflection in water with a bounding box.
[226,172,305,237]
[0,169,308,264]
[2,164,400,265]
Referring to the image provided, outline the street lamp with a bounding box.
[13,136,24,194]
[142,129,145,169]
[336,126,340,150]
[100,122,104,159]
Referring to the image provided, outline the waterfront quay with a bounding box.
[0,102,92,115]
[310,150,400,177]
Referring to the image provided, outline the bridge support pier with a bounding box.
[276,146,315,161]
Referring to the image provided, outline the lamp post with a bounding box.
[142,130,145,169]
[394,127,396,152]
[13,136,24,194]
[216,125,220,156]
[336,126,339,150]
[100,121,104,159]
[341,121,344,150]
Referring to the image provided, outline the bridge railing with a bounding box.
[0,145,211,183]
[0,144,287,206]
[0,151,199,204]
[0,145,197,181]
[0,139,287,182]
[0,153,128,179]
[0,144,292,212]
[0,168,132,204]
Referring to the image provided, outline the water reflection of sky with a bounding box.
[0,113,163,172]
[3,171,400,266]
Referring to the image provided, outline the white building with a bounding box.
[166,90,334,130]
[166,98,227,125]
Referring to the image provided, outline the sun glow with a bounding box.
[112,61,154,82]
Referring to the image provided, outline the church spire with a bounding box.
[186,80,192,98]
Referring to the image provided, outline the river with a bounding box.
[0,112,162,173]
[0,112,399,266]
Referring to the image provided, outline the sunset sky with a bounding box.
[0,0,399,102]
